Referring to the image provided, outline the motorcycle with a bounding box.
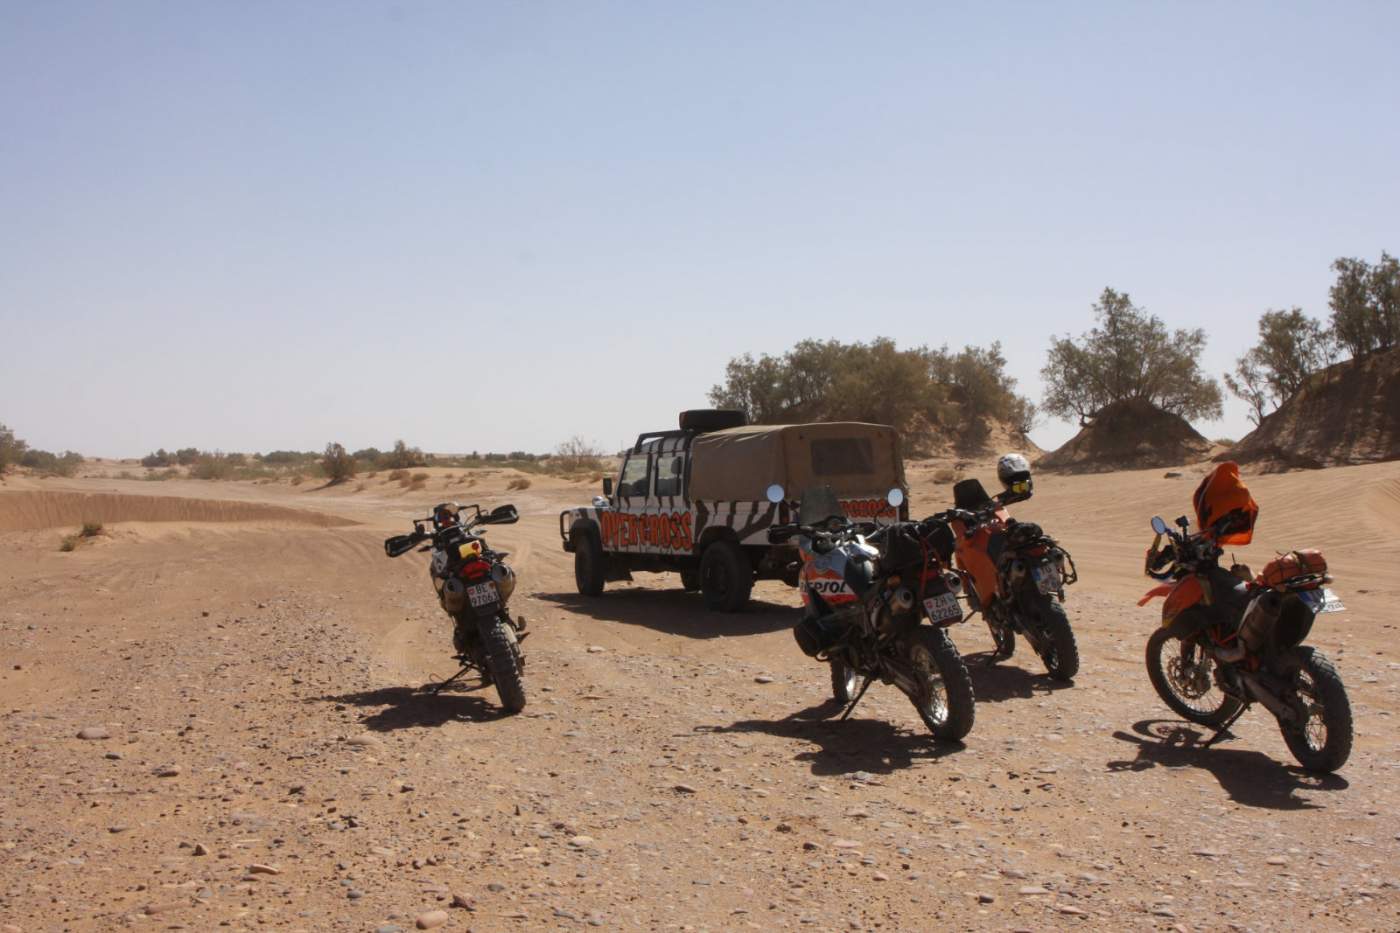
[769,484,975,742]
[944,454,1080,681]
[384,501,527,714]
[1138,462,1352,772]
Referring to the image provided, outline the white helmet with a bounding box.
[997,453,1032,498]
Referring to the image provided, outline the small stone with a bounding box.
[192,843,208,856]
[872,871,889,881]
[104,752,122,760]
[586,645,605,653]
[247,863,280,875]
[1164,471,1183,479]
[755,675,775,684]
[416,909,449,929]
[569,836,594,848]
[1059,905,1087,916]
[1266,855,1288,866]
[486,882,507,893]
[108,825,130,834]
[77,726,110,740]
[347,889,364,900]
[289,784,306,795]
[346,735,380,747]
[1151,906,1176,917]
[977,893,995,904]
[673,783,697,794]
[802,841,820,851]
[376,926,404,933]
[155,765,181,778]
[832,839,861,849]
[1018,886,1049,896]
[450,892,476,910]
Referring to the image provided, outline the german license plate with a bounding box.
[923,592,961,624]
[1032,563,1062,594]
[467,581,498,608]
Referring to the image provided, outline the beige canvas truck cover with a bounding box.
[687,422,906,502]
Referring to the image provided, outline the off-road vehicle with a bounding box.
[559,410,908,612]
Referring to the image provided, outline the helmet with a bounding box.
[432,502,461,529]
[996,453,1032,499]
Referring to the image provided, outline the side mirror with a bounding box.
[385,534,419,558]
[765,483,786,504]
[885,488,905,508]
[1151,516,1168,535]
[603,477,614,496]
[486,504,519,525]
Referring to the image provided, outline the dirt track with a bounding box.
[2,462,1398,931]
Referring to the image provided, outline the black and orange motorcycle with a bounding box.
[944,454,1080,681]
[1139,462,1352,772]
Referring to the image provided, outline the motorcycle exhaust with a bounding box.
[491,563,516,603]
[441,577,468,612]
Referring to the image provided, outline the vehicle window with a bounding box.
[811,438,874,476]
[654,455,684,497]
[618,454,651,498]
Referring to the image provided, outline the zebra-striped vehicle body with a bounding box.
[561,412,908,612]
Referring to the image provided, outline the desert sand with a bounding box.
[2,458,1398,931]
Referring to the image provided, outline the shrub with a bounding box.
[553,436,604,473]
[387,469,409,482]
[507,477,531,491]
[117,470,137,480]
[411,472,430,482]
[59,535,79,552]
[143,468,179,481]
[321,442,357,484]
[20,449,83,476]
[0,422,27,473]
[932,468,960,483]
[409,477,427,491]
[81,521,103,537]
[175,447,201,466]
[290,474,304,486]
[141,449,172,468]
[384,440,426,469]
[191,454,234,480]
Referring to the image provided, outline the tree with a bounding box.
[141,448,172,468]
[0,423,29,473]
[554,436,604,472]
[1224,308,1334,424]
[321,442,356,483]
[1330,252,1399,358]
[1041,288,1222,425]
[383,439,426,469]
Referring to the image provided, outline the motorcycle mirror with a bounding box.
[486,504,519,525]
[886,488,905,508]
[765,483,786,504]
[384,534,419,558]
[1151,516,1168,535]
[603,476,614,496]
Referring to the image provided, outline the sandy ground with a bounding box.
[1,459,1398,932]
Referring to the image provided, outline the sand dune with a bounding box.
[0,489,356,532]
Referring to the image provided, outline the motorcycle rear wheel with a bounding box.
[1146,628,1242,727]
[481,616,526,714]
[1278,647,1352,773]
[905,627,975,742]
[1030,594,1079,681]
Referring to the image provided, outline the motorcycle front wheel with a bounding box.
[1028,592,1079,681]
[1146,627,1242,727]
[1278,647,1352,773]
[905,627,975,742]
[480,615,526,714]
[830,657,859,703]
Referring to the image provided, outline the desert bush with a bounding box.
[143,468,179,481]
[354,482,366,493]
[141,448,172,468]
[117,470,137,480]
[409,477,427,491]
[384,440,426,469]
[553,436,604,473]
[191,454,234,480]
[59,535,79,552]
[321,442,356,484]
[387,469,409,482]
[290,474,305,486]
[507,477,532,491]
[0,422,27,473]
[411,472,429,482]
[1042,288,1222,425]
[21,449,83,476]
[932,468,959,483]
[1213,437,1236,446]
[175,447,201,466]
[81,521,103,537]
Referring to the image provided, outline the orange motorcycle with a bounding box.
[1139,462,1352,772]
[946,455,1080,681]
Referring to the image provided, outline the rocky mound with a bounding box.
[1225,347,1400,470]
[1037,398,1211,473]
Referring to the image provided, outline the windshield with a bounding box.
[797,485,844,526]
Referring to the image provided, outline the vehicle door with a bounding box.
[647,450,689,555]
[608,451,652,554]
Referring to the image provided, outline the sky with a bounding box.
[3,2,1398,459]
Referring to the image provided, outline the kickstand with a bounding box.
[427,665,473,696]
[1203,704,1247,748]
[839,676,875,721]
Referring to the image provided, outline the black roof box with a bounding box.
[679,409,747,432]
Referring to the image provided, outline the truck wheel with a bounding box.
[573,529,606,596]
[680,568,701,592]
[699,540,752,612]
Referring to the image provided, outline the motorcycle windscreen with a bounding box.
[797,485,845,526]
[1193,461,1258,545]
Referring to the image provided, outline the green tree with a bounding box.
[1224,308,1334,424]
[1329,252,1398,357]
[0,423,29,473]
[321,442,357,483]
[1041,288,1222,425]
[383,439,426,469]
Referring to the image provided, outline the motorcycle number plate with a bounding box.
[923,593,961,624]
[1302,587,1345,613]
[1032,563,1062,594]
[467,582,498,608]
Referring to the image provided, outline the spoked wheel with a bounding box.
[1278,647,1352,773]
[986,616,1015,660]
[830,657,859,703]
[904,627,975,741]
[480,615,526,714]
[1030,594,1079,682]
[1145,628,1242,727]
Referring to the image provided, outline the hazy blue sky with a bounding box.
[3,2,1397,458]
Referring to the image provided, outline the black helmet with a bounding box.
[997,453,1032,499]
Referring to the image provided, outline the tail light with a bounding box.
[460,559,491,581]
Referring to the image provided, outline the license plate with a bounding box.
[923,592,961,624]
[467,581,498,608]
[1032,563,1062,594]
[1298,588,1345,613]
